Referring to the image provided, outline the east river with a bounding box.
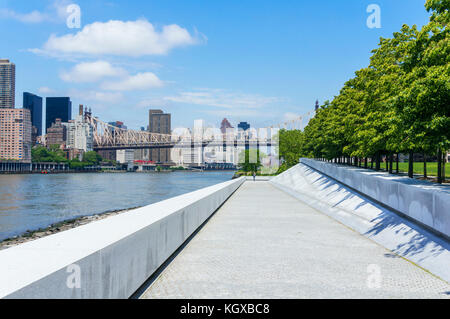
[0,171,235,241]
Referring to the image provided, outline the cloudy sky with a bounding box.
[0,0,430,130]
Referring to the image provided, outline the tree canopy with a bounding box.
[299,0,449,179]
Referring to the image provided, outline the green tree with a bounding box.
[277,129,305,170]
[83,151,102,165]
[238,149,264,173]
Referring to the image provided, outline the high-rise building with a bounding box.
[46,118,67,147]
[0,108,32,162]
[238,122,250,131]
[0,59,15,108]
[149,109,171,134]
[66,115,94,153]
[220,118,233,134]
[143,109,172,163]
[46,97,72,133]
[23,92,43,136]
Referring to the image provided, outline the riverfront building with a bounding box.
[0,59,15,109]
[23,92,43,137]
[46,97,72,133]
[0,108,32,162]
[66,115,94,153]
[117,149,134,164]
[149,109,171,134]
[46,118,67,147]
[135,109,172,164]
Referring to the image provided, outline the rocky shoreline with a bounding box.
[0,206,142,251]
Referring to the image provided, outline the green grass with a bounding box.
[379,162,449,177]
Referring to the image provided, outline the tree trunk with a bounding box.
[423,154,427,179]
[408,151,414,178]
[389,153,394,174]
[396,153,399,174]
[442,152,446,183]
[437,149,442,184]
[364,157,368,169]
[375,153,381,171]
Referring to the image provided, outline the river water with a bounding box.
[0,171,235,241]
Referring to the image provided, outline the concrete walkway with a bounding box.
[140,182,450,299]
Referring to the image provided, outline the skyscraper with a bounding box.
[0,108,32,162]
[149,109,171,134]
[220,118,233,134]
[238,122,250,131]
[23,92,43,136]
[146,109,172,163]
[46,97,72,133]
[0,59,15,108]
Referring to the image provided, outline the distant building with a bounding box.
[46,97,72,133]
[0,59,15,108]
[108,121,127,130]
[220,118,233,134]
[46,118,67,147]
[143,109,172,163]
[66,112,94,153]
[116,149,134,164]
[23,92,43,136]
[149,109,171,134]
[238,122,250,131]
[97,150,116,162]
[0,108,32,162]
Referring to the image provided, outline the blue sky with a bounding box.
[0,0,431,130]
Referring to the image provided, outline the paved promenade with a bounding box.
[140,182,450,299]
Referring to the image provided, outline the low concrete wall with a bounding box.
[0,178,245,299]
[271,163,450,282]
[245,176,273,181]
[300,158,450,238]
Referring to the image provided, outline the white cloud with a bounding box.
[101,72,164,91]
[37,19,201,57]
[164,88,281,109]
[52,0,72,21]
[60,60,127,83]
[69,89,124,103]
[0,1,72,24]
[0,9,47,23]
[38,87,55,94]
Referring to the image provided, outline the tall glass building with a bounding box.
[0,59,15,108]
[23,92,43,136]
[46,97,72,133]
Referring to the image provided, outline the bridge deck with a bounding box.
[140,181,449,299]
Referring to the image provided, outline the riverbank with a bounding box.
[0,207,141,251]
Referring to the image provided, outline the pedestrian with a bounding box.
[253,171,256,182]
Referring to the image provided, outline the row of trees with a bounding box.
[299,0,449,183]
[31,146,104,170]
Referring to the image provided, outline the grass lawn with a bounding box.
[379,162,449,177]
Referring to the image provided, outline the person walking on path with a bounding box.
[253,171,256,182]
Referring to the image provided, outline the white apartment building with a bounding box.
[66,115,94,152]
[116,149,134,164]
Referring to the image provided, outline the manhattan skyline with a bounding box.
[0,0,431,130]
